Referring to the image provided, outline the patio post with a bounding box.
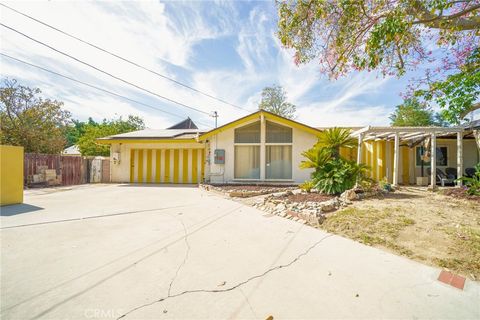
[357,133,363,164]
[457,131,463,186]
[431,132,437,188]
[393,133,399,186]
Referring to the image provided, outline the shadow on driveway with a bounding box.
[0,203,44,216]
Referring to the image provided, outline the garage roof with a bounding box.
[98,129,204,140]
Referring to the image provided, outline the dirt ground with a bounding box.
[322,187,480,280]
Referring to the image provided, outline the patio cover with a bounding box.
[350,126,465,187]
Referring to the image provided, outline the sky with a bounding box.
[0,0,439,130]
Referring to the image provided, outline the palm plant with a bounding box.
[316,127,357,160]
[300,128,369,195]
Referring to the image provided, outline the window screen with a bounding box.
[266,121,292,143]
[234,122,261,143]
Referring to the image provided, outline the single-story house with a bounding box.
[97,110,479,186]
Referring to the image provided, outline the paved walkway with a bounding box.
[1,184,478,319]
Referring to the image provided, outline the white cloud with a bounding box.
[0,0,395,131]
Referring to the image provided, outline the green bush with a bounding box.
[299,180,315,192]
[312,158,368,195]
[300,128,370,195]
[458,163,480,195]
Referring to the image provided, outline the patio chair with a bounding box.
[465,167,476,178]
[426,168,455,186]
[445,167,457,179]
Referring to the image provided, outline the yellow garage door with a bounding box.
[130,148,205,184]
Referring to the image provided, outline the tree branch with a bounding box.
[459,102,480,120]
[411,1,480,30]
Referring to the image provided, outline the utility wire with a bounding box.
[0,23,212,117]
[0,53,213,128]
[0,2,250,112]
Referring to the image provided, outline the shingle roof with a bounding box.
[97,129,205,140]
[168,117,198,129]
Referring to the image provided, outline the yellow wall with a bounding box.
[0,145,24,206]
[129,148,205,184]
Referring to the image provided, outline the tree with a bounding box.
[258,85,297,119]
[0,79,71,154]
[77,115,145,156]
[414,48,480,124]
[65,118,92,147]
[277,0,479,120]
[389,98,440,126]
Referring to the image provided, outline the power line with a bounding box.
[0,2,250,113]
[0,53,213,128]
[0,23,213,117]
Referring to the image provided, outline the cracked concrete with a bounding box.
[166,215,190,297]
[117,234,334,319]
[1,184,479,319]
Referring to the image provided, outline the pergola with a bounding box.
[350,126,465,187]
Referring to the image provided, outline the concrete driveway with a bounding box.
[1,184,478,319]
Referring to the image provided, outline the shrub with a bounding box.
[311,158,368,195]
[458,163,480,195]
[300,128,370,195]
[299,180,315,193]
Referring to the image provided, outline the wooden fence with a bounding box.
[24,154,110,187]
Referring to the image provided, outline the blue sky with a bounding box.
[1,0,423,129]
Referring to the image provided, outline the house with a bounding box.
[97,110,320,184]
[62,145,81,156]
[97,110,479,186]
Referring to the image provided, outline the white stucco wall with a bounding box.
[109,141,205,183]
[207,118,317,184]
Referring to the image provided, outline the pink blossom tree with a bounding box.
[277,0,479,123]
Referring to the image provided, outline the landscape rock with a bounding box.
[341,189,358,201]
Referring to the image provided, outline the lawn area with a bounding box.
[321,187,480,280]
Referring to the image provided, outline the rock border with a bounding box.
[252,187,387,226]
[199,184,297,198]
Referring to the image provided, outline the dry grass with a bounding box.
[321,187,480,280]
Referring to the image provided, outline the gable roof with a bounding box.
[168,117,198,129]
[198,110,322,141]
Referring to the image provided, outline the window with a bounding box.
[266,121,292,143]
[234,146,260,179]
[265,121,292,179]
[234,121,260,143]
[234,122,260,179]
[416,146,448,166]
[266,145,292,179]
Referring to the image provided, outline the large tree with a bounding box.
[258,85,297,119]
[0,79,71,153]
[77,115,145,156]
[65,118,97,147]
[389,97,446,126]
[277,0,479,122]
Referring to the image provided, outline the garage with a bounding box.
[130,148,205,184]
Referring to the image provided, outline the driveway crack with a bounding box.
[167,217,190,297]
[117,234,333,319]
